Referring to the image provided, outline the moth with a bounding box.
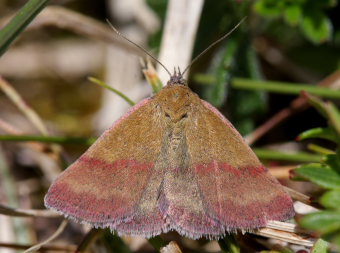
[45,20,294,239]
[45,71,294,239]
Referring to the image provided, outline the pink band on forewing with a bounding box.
[45,182,132,224]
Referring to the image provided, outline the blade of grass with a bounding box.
[0,0,49,56]
[254,148,323,163]
[88,77,135,106]
[232,78,340,99]
[307,144,335,155]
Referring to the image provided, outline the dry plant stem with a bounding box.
[160,241,182,253]
[266,221,296,233]
[157,0,204,83]
[284,186,311,205]
[253,227,314,247]
[245,71,340,145]
[0,76,48,135]
[269,165,311,205]
[21,6,142,56]
[0,204,59,218]
[245,97,308,145]
[0,242,77,252]
[269,165,296,179]
[23,219,68,253]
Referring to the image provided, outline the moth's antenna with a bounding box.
[106,19,172,77]
[182,17,247,76]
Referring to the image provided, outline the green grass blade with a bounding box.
[88,77,135,106]
[232,78,340,99]
[254,148,323,163]
[0,0,50,56]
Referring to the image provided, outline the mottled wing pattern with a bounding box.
[160,167,224,239]
[153,86,224,239]
[45,98,165,234]
[185,100,294,231]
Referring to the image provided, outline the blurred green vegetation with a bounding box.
[292,93,340,252]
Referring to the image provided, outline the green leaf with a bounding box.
[320,190,340,210]
[312,238,329,253]
[300,11,332,44]
[228,43,267,135]
[323,154,340,173]
[254,149,322,163]
[325,102,340,136]
[0,0,50,56]
[253,0,282,18]
[302,92,328,118]
[208,37,238,107]
[283,4,302,25]
[294,164,340,189]
[297,127,339,143]
[299,211,340,234]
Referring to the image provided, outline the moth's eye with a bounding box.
[165,113,171,118]
[181,113,188,119]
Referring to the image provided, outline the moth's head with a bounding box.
[167,67,186,86]
[157,85,197,124]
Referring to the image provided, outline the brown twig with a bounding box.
[284,186,311,205]
[23,219,68,253]
[253,226,314,247]
[245,71,340,145]
[0,204,59,218]
[0,242,77,252]
[0,76,48,135]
